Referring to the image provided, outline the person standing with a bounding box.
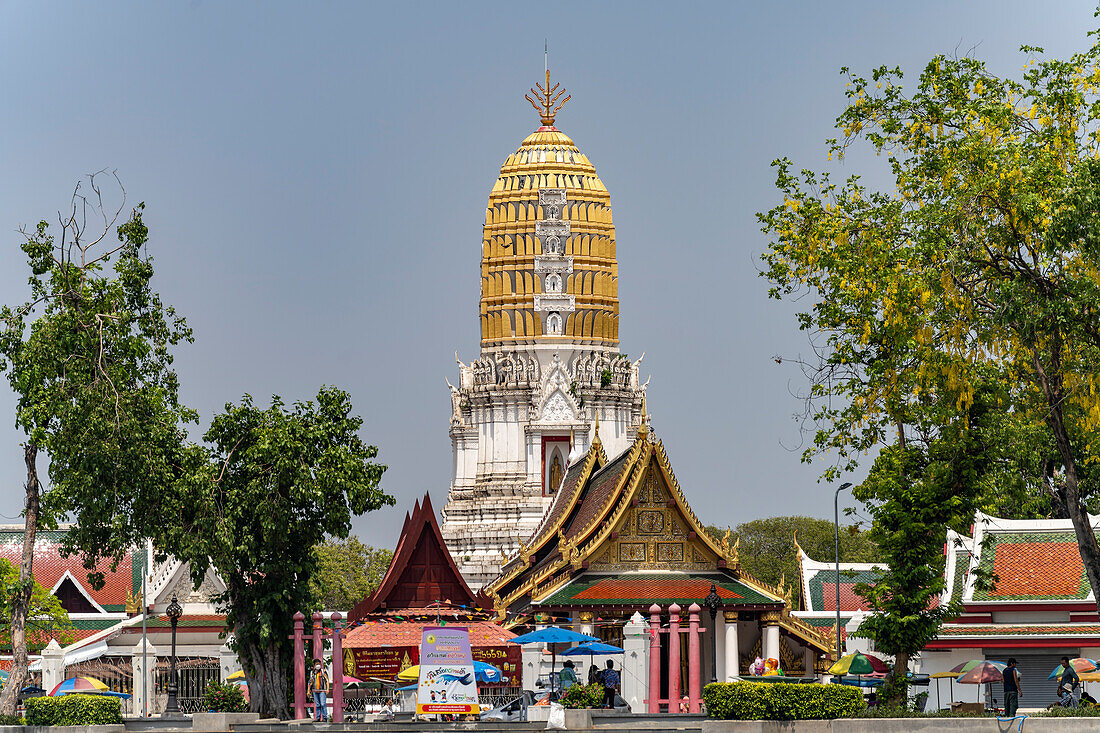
[601,660,620,709]
[1003,658,1021,717]
[1058,656,1081,708]
[559,660,578,691]
[588,664,601,686]
[308,659,331,722]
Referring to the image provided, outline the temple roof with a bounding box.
[348,493,480,620]
[539,573,777,608]
[345,619,514,649]
[0,526,144,613]
[795,547,885,613]
[951,513,1099,604]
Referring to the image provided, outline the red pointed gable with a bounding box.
[348,493,478,621]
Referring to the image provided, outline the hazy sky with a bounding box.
[0,2,1095,551]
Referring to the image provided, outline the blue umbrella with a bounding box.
[562,642,624,656]
[509,627,598,694]
[509,628,598,645]
[475,660,504,683]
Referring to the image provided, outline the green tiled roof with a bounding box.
[539,573,778,607]
[949,549,971,604]
[807,568,882,611]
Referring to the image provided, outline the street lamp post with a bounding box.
[164,595,183,714]
[703,584,722,684]
[834,482,852,667]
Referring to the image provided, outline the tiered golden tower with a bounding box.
[479,70,619,349]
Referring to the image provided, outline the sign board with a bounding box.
[416,627,480,715]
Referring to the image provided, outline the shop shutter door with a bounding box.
[997,654,1066,709]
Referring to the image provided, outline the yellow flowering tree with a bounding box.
[761,31,1100,625]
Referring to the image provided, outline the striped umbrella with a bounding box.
[49,676,109,696]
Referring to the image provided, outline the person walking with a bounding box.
[601,660,620,709]
[308,659,331,722]
[1003,658,1021,717]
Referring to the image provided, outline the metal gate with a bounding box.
[66,657,134,714]
[993,652,1072,709]
[153,657,220,714]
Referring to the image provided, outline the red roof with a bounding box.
[344,620,515,648]
[348,494,480,620]
[0,529,138,609]
[818,583,873,612]
[990,541,1083,598]
[572,578,743,601]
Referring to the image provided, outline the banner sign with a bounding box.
[416,627,480,715]
[345,646,417,680]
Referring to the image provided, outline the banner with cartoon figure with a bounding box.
[416,627,479,715]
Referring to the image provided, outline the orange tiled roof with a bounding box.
[973,531,1091,601]
[344,620,515,649]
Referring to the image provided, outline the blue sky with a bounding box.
[0,1,1094,550]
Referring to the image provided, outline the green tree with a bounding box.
[759,28,1100,625]
[0,176,193,713]
[0,558,73,652]
[705,517,880,607]
[163,389,390,718]
[852,386,994,702]
[311,537,393,610]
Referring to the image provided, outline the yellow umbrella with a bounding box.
[396,666,419,681]
[226,670,246,681]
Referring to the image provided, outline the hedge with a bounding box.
[703,681,865,720]
[25,694,123,726]
[559,683,605,709]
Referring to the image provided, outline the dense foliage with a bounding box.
[310,537,392,611]
[0,558,72,651]
[25,695,123,725]
[162,388,391,718]
[202,680,249,713]
[0,179,193,713]
[703,681,865,720]
[704,516,880,605]
[759,26,1100,672]
[559,683,605,709]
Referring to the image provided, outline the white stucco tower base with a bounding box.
[441,345,645,589]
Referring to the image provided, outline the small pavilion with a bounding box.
[483,420,832,702]
[344,494,520,690]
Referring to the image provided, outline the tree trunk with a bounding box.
[0,444,41,715]
[1031,341,1100,618]
[885,650,910,707]
[243,640,288,719]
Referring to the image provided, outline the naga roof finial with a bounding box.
[525,51,570,128]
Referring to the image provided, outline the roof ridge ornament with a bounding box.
[525,62,570,128]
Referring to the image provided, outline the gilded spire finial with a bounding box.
[592,411,601,446]
[525,52,570,127]
[637,396,649,440]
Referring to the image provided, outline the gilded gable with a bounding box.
[589,457,718,572]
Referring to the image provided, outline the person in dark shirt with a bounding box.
[1002,658,1021,717]
[601,660,620,709]
[1058,656,1081,708]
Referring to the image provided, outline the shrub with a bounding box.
[26,694,123,725]
[202,679,248,712]
[703,681,865,720]
[559,683,605,709]
[0,713,23,725]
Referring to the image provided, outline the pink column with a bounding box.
[648,604,662,713]
[292,612,306,720]
[331,612,344,723]
[668,603,681,711]
[687,603,701,714]
[312,612,324,662]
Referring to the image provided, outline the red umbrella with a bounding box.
[957,662,1003,684]
[957,662,1003,711]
